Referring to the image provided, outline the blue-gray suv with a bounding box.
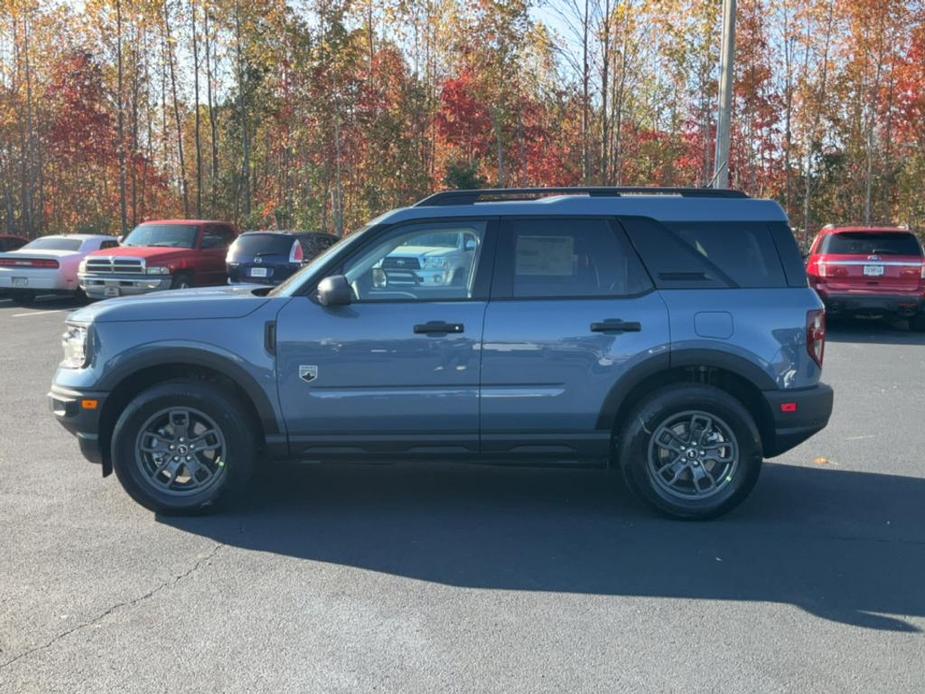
[49,187,834,519]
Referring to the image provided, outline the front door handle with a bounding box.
[414,321,464,335]
[591,319,642,333]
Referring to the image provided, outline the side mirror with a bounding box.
[317,275,352,307]
[464,238,477,251]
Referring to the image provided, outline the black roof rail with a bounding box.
[413,187,749,207]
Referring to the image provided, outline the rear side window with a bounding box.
[821,232,922,257]
[663,222,787,288]
[503,218,652,298]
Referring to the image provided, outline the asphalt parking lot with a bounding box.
[0,296,923,693]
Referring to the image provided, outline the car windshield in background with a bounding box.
[21,237,84,252]
[122,225,198,249]
[232,234,295,257]
[822,232,923,256]
[411,231,459,248]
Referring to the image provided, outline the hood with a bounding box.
[85,246,194,262]
[68,284,272,323]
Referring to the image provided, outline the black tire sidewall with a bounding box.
[171,273,193,290]
[619,384,762,520]
[111,381,256,514]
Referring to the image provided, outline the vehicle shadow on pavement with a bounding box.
[161,461,925,634]
[826,317,925,346]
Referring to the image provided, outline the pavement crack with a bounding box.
[0,542,224,672]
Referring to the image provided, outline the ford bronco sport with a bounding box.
[50,187,833,519]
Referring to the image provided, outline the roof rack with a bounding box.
[414,187,748,207]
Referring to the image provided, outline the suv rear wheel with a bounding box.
[617,384,762,520]
[111,381,257,514]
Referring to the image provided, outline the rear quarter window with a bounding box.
[663,221,788,288]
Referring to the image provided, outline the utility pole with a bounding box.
[713,0,736,189]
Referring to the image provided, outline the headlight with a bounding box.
[422,257,447,269]
[146,265,171,275]
[61,324,90,369]
[78,259,87,273]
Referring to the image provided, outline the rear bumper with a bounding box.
[0,271,75,291]
[79,272,172,298]
[762,383,834,457]
[818,291,924,317]
[48,385,108,467]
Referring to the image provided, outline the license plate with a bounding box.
[249,267,268,278]
[11,277,28,288]
[104,286,120,297]
[863,265,885,277]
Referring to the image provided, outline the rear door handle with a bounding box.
[590,319,642,333]
[414,321,464,335]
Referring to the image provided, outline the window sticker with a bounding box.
[516,235,574,276]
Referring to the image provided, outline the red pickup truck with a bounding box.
[806,225,925,330]
[78,220,238,300]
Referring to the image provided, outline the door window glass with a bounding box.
[509,219,651,298]
[343,221,487,302]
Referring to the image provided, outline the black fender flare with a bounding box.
[97,345,283,436]
[595,348,776,430]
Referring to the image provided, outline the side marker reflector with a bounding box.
[81,399,99,410]
[780,402,798,414]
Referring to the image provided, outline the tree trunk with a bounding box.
[163,0,189,216]
[116,0,128,234]
[191,0,202,217]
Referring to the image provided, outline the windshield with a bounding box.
[22,237,83,252]
[123,224,199,249]
[269,226,371,297]
[822,232,922,256]
[405,231,460,248]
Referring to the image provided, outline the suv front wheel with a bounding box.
[617,384,762,520]
[111,381,257,514]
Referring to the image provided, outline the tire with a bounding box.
[171,272,193,290]
[10,290,36,306]
[910,314,925,332]
[616,384,763,520]
[111,380,257,515]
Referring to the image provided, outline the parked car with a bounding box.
[374,228,478,288]
[0,234,118,305]
[78,220,238,300]
[226,231,339,285]
[806,225,925,330]
[0,234,28,252]
[50,187,833,519]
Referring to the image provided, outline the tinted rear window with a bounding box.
[822,232,922,257]
[22,237,83,251]
[232,234,296,257]
[663,222,787,288]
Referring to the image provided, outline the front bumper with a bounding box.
[762,383,834,457]
[79,272,172,298]
[48,385,108,468]
[818,292,924,317]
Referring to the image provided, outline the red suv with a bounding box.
[806,226,925,330]
[78,220,239,300]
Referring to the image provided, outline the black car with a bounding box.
[226,231,339,285]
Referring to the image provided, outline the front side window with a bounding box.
[122,224,198,249]
[343,221,487,302]
[507,219,651,298]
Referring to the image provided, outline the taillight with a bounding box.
[806,256,825,278]
[921,262,925,280]
[289,240,304,263]
[807,309,826,367]
[0,257,59,268]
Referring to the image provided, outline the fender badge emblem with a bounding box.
[299,365,318,383]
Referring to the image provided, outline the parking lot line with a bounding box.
[12,310,65,318]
